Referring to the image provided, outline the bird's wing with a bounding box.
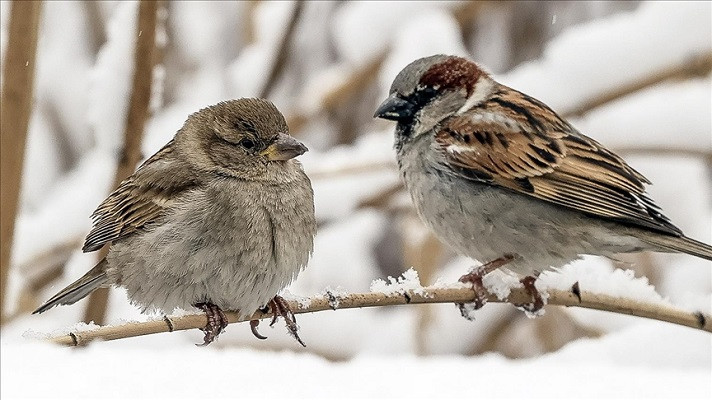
[83,141,200,252]
[434,92,682,236]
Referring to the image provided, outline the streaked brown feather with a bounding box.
[435,85,682,236]
[83,141,200,252]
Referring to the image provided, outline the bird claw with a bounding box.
[515,276,545,317]
[250,319,267,340]
[193,302,229,346]
[267,295,305,347]
[457,272,488,317]
[456,255,515,319]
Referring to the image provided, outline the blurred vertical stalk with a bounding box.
[0,0,42,323]
[83,0,159,325]
[259,0,303,98]
[242,0,261,46]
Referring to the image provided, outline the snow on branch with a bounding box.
[44,275,711,346]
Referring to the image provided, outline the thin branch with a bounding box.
[615,146,712,165]
[308,160,397,180]
[16,237,83,284]
[83,0,159,325]
[258,1,304,98]
[0,0,42,322]
[562,52,712,118]
[286,1,488,134]
[242,0,260,46]
[47,285,710,346]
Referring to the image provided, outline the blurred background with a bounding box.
[1,1,710,398]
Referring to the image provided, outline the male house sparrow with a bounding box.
[34,98,317,346]
[375,55,712,312]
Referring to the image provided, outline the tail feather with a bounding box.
[33,259,110,314]
[642,234,712,262]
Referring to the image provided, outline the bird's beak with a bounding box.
[374,93,416,121]
[260,133,308,161]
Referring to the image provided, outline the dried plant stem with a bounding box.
[259,1,303,98]
[286,1,488,134]
[562,52,712,118]
[49,285,710,346]
[0,0,42,323]
[83,0,159,326]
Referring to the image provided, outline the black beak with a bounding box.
[374,94,416,121]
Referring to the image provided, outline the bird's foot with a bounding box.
[250,296,306,347]
[457,255,515,320]
[194,302,229,346]
[457,272,488,318]
[270,295,306,347]
[515,276,545,317]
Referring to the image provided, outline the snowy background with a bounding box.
[1,1,711,398]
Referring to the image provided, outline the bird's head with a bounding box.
[375,55,494,142]
[177,98,307,180]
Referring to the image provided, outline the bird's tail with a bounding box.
[641,234,712,262]
[33,258,110,314]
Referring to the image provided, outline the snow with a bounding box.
[370,268,427,297]
[333,2,459,67]
[87,0,137,152]
[2,1,711,399]
[537,257,667,306]
[500,1,712,114]
[571,77,712,151]
[2,322,710,399]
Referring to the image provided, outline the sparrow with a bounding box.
[34,98,317,346]
[375,54,712,314]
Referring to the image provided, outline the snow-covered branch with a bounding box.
[46,283,711,346]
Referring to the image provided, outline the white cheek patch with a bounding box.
[456,77,495,115]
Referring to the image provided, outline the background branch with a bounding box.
[258,1,303,98]
[48,284,711,346]
[562,51,712,118]
[83,0,159,326]
[0,0,42,323]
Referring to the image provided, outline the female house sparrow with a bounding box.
[375,55,712,312]
[34,99,317,346]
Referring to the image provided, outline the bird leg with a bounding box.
[515,275,545,315]
[457,255,515,318]
[193,302,229,346]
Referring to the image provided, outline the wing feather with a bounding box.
[82,141,200,252]
[435,90,682,236]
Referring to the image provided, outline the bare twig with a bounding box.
[259,1,304,98]
[0,0,42,322]
[308,161,396,180]
[0,237,83,324]
[615,147,712,164]
[562,52,712,118]
[48,285,710,346]
[242,0,261,46]
[16,237,83,285]
[83,0,159,325]
[286,1,488,134]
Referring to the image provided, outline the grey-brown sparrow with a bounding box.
[375,55,712,312]
[34,98,317,346]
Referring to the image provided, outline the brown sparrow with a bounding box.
[34,99,317,346]
[375,54,712,313]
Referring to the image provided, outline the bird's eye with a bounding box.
[240,138,255,149]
